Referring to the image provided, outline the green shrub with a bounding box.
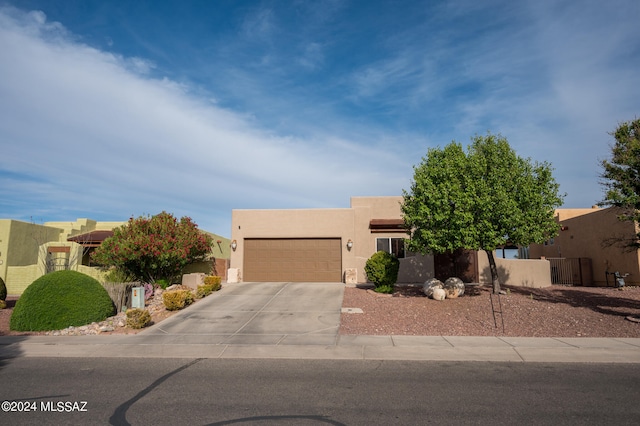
[162,289,194,311]
[10,270,116,331]
[0,300,6,310]
[195,285,209,299]
[155,279,170,290]
[91,212,213,284]
[125,308,151,329]
[365,251,400,293]
[204,275,222,287]
[203,276,222,290]
[374,284,394,294]
[195,281,221,299]
[0,276,7,301]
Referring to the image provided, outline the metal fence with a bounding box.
[547,258,592,285]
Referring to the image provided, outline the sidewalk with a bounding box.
[2,334,640,363]
[2,281,639,363]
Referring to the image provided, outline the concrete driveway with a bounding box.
[138,282,345,346]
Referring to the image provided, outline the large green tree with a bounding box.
[599,118,640,249]
[402,133,564,294]
[92,212,213,284]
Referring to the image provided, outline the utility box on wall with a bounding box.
[131,286,145,309]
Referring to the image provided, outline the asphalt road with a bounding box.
[1,358,639,425]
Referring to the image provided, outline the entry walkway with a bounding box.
[1,282,640,362]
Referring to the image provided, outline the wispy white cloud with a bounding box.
[241,7,276,41]
[296,42,324,70]
[344,0,639,208]
[0,7,406,232]
[1,0,639,233]
[352,55,418,99]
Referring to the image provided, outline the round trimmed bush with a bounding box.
[125,308,151,329]
[162,289,194,311]
[0,276,7,301]
[10,270,115,331]
[365,251,400,294]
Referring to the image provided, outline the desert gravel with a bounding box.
[340,284,640,338]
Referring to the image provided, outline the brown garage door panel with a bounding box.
[244,238,342,282]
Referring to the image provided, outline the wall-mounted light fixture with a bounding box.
[231,240,237,251]
[346,239,353,251]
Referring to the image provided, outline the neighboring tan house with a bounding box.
[228,196,551,288]
[528,206,640,286]
[0,218,230,295]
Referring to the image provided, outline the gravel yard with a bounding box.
[2,284,640,338]
[339,284,640,338]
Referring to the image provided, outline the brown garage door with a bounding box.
[244,238,342,282]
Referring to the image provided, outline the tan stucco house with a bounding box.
[228,196,552,287]
[529,206,640,286]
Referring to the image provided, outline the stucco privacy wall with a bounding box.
[0,219,63,294]
[5,245,103,295]
[529,207,640,286]
[477,251,551,288]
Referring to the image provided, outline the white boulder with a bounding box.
[422,278,444,298]
[432,288,446,301]
[444,277,465,298]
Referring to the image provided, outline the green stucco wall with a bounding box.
[1,218,228,295]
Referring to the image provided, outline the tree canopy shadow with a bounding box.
[0,336,26,371]
[506,285,640,318]
[0,298,28,370]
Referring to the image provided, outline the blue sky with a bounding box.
[1,0,639,236]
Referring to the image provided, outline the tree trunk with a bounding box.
[485,249,501,294]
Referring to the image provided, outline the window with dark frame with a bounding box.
[376,237,405,258]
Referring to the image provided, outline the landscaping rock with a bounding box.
[42,292,168,336]
[432,288,446,301]
[423,278,444,297]
[444,277,465,298]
